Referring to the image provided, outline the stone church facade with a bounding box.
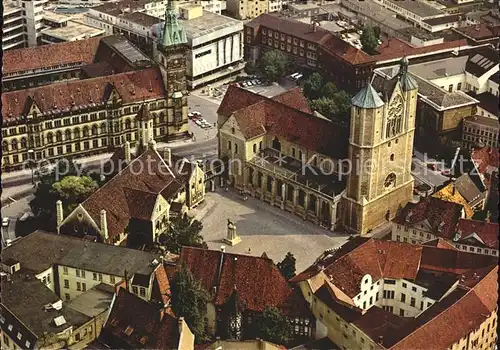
[218,58,417,235]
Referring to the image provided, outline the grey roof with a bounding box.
[374,66,478,109]
[179,10,242,40]
[400,73,418,92]
[339,0,411,31]
[1,274,91,340]
[408,56,468,80]
[2,230,160,276]
[385,0,445,18]
[454,173,484,203]
[67,284,114,318]
[352,83,385,108]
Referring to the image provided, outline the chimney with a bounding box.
[452,184,456,196]
[124,141,131,163]
[56,200,64,231]
[164,148,172,166]
[100,209,109,241]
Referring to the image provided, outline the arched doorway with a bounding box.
[272,137,281,152]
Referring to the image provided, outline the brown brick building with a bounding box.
[243,14,376,93]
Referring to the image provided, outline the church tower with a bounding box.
[156,0,189,140]
[136,103,154,155]
[342,57,418,235]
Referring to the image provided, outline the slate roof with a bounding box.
[99,288,181,349]
[178,247,311,317]
[472,92,500,116]
[465,46,499,77]
[219,86,347,159]
[453,173,485,204]
[67,284,115,318]
[1,230,160,277]
[1,274,91,345]
[351,82,384,108]
[393,196,464,239]
[423,14,461,26]
[80,148,184,242]
[2,36,102,75]
[2,68,166,123]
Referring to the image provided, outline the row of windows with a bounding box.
[455,243,497,256]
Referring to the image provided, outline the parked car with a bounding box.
[2,217,10,227]
[195,120,203,127]
[241,81,248,87]
[192,111,201,116]
[357,29,363,35]
[247,81,253,86]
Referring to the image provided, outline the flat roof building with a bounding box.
[2,2,26,50]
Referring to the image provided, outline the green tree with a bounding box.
[170,266,210,342]
[322,82,338,99]
[360,26,378,54]
[373,26,381,40]
[260,50,289,82]
[277,252,296,280]
[30,158,90,220]
[159,213,204,254]
[330,90,352,122]
[254,307,292,345]
[303,72,324,100]
[310,97,337,119]
[51,176,98,213]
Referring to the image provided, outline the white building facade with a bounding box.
[10,0,49,46]
[2,2,26,50]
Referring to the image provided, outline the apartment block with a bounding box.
[10,0,49,46]
[2,2,26,50]
[462,115,499,150]
[226,0,269,20]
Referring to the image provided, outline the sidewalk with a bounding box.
[1,137,196,182]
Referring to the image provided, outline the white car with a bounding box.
[247,81,253,86]
[2,217,9,227]
[195,120,203,127]
[357,30,363,35]
[192,111,201,116]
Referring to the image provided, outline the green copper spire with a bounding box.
[161,0,187,48]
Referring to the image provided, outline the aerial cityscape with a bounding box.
[0,0,498,349]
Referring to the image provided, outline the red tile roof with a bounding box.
[245,13,332,45]
[151,264,171,306]
[2,68,166,122]
[100,287,180,349]
[2,37,102,75]
[456,218,499,249]
[320,35,375,65]
[471,146,499,177]
[374,37,468,62]
[388,266,498,350]
[220,86,347,159]
[178,247,311,316]
[217,85,267,124]
[454,23,500,41]
[80,148,184,242]
[393,197,464,240]
[294,238,498,350]
[271,87,312,114]
[423,238,458,250]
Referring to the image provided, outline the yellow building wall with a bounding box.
[178,318,195,350]
[187,164,205,207]
[151,194,171,242]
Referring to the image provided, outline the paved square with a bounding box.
[188,189,349,272]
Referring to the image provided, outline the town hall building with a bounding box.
[217,57,418,235]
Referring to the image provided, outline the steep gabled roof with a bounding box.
[221,86,347,159]
[99,288,180,349]
[456,219,499,249]
[2,68,166,122]
[393,197,464,239]
[178,247,311,316]
[81,148,184,242]
[2,37,102,75]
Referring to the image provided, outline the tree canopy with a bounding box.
[30,159,97,224]
[260,50,289,82]
[360,26,379,54]
[170,266,210,343]
[158,213,205,254]
[302,77,352,123]
[277,252,296,281]
[254,307,293,345]
[303,72,324,100]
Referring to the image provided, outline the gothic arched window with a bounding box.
[74,128,81,139]
[83,126,89,137]
[2,141,8,152]
[92,125,98,135]
[56,131,62,142]
[47,132,54,143]
[386,95,403,139]
[11,139,18,150]
[125,119,131,129]
[384,173,396,189]
[65,129,72,141]
[20,138,27,149]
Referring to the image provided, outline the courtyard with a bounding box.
[188,188,349,272]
